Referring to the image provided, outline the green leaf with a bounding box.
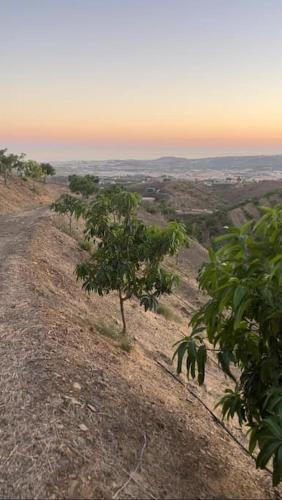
[256,440,280,469]
[196,344,207,385]
[234,298,252,330]
[233,286,247,309]
[273,446,282,486]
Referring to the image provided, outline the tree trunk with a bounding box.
[4,169,7,186]
[119,290,127,334]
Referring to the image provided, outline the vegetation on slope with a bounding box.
[53,184,188,333]
[174,205,282,485]
[0,148,55,187]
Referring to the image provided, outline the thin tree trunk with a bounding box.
[4,169,7,186]
[119,290,127,334]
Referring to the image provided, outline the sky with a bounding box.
[1,0,282,161]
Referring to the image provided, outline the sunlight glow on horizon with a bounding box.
[2,0,282,160]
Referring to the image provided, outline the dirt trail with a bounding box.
[0,208,56,497]
[0,209,279,499]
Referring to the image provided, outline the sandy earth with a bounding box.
[0,176,65,214]
[0,199,279,499]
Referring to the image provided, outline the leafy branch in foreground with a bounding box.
[76,187,188,333]
[174,204,282,485]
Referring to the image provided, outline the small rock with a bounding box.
[79,423,88,432]
[73,382,81,391]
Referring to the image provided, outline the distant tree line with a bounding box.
[0,148,55,187]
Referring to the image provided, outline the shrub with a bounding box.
[76,188,188,333]
[119,336,133,352]
[174,204,282,485]
[78,239,92,252]
[95,321,118,340]
[156,304,181,323]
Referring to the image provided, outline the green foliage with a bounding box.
[0,148,55,187]
[76,188,188,333]
[142,201,159,214]
[159,200,177,218]
[40,162,56,182]
[51,194,85,231]
[181,210,229,244]
[95,321,118,340]
[156,303,181,323]
[78,239,92,252]
[69,174,99,198]
[94,321,133,351]
[24,160,44,186]
[0,149,25,185]
[174,204,282,484]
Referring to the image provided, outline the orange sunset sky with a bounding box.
[2,0,282,160]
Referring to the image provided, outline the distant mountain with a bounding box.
[53,154,282,179]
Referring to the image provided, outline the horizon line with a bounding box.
[51,152,282,163]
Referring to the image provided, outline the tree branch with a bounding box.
[113,433,147,499]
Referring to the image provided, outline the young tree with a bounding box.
[40,162,56,183]
[51,194,84,231]
[174,204,282,485]
[24,160,44,188]
[15,153,27,178]
[0,149,23,185]
[68,174,99,198]
[76,189,187,333]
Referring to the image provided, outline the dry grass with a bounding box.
[52,214,82,241]
[95,321,133,352]
[78,238,92,252]
[156,303,182,323]
[95,320,119,340]
[118,335,133,352]
[0,175,66,215]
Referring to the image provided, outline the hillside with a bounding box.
[142,179,282,245]
[0,179,279,498]
[0,176,66,215]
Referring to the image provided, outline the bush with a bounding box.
[95,321,118,340]
[78,239,92,252]
[156,304,181,323]
[174,204,282,485]
[119,336,133,352]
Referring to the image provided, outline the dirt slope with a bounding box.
[0,175,65,214]
[0,206,278,499]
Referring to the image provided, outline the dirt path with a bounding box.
[0,207,57,498]
[0,207,48,256]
